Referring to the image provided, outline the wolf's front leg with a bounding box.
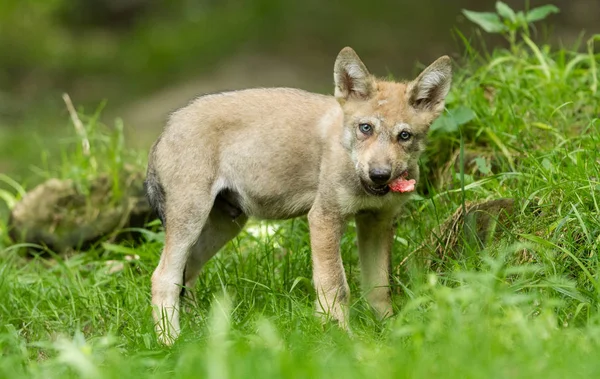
[355,211,396,319]
[308,204,349,329]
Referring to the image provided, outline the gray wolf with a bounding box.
[145,47,451,344]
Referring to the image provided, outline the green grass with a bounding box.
[1,5,600,378]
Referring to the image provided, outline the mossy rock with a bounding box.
[8,170,152,254]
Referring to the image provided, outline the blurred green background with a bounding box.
[1,0,598,182]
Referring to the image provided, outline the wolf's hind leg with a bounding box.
[151,190,213,345]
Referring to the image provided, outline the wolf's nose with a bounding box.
[369,168,391,185]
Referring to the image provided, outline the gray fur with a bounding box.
[144,140,167,227]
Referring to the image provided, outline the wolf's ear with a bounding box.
[334,47,374,100]
[407,56,452,114]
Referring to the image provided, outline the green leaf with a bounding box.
[451,106,476,125]
[474,157,492,175]
[430,106,475,134]
[430,114,458,133]
[454,173,474,184]
[542,158,554,173]
[462,10,507,33]
[525,5,559,23]
[495,1,516,23]
[515,10,527,26]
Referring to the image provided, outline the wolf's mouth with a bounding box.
[361,170,416,196]
[361,180,390,196]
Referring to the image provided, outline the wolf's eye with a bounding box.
[358,123,373,135]
[398,131,412,141]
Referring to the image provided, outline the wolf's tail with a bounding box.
[144,142,167,227]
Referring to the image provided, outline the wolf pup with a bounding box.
[145,47,451,344]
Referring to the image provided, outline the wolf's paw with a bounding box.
[155,325,180,346]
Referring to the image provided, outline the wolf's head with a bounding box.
[334,47,451,196]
